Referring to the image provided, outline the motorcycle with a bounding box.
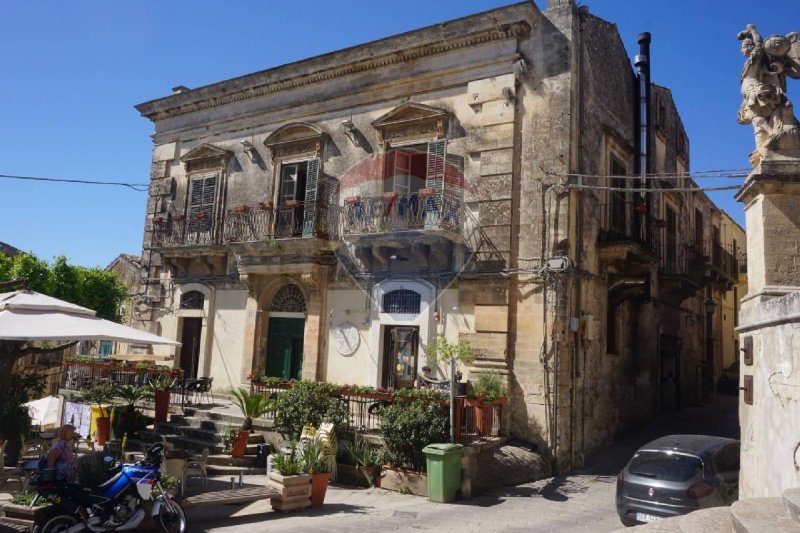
[30,443,186,533]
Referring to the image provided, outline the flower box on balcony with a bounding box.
[284,200,302,208]
[234,206,250,214]
[152,216,165,224]
[195,212,208,220]
[345,196,362,205]
[382,192,399,201]
[418,188,435,197]
[173,215,186,222]
[258,201,273,211]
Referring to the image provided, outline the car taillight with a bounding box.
[617,471,624,490]
[687,480,714,499]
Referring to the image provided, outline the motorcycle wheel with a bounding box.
[39,515,79,533]
[156,498,187,533]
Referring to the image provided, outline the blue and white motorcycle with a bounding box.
[32,443,187,533]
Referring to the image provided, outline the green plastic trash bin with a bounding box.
[423,443,463,502]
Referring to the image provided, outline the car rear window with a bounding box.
[628,451,703,482]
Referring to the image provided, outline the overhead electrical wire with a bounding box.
[0,173,149,191]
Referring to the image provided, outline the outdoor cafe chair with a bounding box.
[185,447,209,491]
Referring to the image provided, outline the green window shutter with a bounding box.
[302,158,321,238]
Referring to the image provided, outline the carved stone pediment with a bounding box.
[264,122,326,159]
[180,143,231,172]
[372,102,449,145]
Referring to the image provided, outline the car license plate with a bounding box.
[636,512,661,523]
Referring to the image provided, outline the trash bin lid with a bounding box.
[422,443,463,456]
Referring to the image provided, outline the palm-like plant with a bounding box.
[230,388,273,431]
[116,385,148,406]
[80,386,115,416]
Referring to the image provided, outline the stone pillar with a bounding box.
[735,159,800,498]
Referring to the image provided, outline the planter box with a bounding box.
[268,471,311,512]
[380,467,427,497]
[336,463,381,487]
[2,502,55,524]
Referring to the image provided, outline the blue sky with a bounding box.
[0,0,791,267]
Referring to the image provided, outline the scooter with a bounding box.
[31,443,186,533]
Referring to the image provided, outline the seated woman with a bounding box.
[46,424,77,482]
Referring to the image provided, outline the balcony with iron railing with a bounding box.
[708,242,738,284]
[151,202,336,248]
[598,201,661,260]
[659,242,705,299]
[337,190,462,240]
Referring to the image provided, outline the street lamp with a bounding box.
[705,298,717,315]
[704,297,716,402]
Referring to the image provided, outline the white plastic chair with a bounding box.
[185,447,209,491]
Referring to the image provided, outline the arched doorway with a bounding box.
[265,284,306,380]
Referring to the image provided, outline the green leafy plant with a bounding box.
[112,385,151,438]
[11,491,52,507]
[0,372,45,444]
[346,433,383,487]
[220,426,240,454]
[273,381,349,438]
[300,426,338,476]
[399,484,411,495]
[230,388,273,431]
[471,372,507,401]
[393,388,448,401]
[80,385,115,415]
[157,474,181,491]
[146,374,175,393]
[379,401,448,472]
[272,443,303,476]
[424,335,476,367]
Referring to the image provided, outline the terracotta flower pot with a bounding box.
[154,390,171,423]
[310,472,331,507]
[95,417,111,445]
[231,430,249,458]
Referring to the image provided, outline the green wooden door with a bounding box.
[266,317,305,380]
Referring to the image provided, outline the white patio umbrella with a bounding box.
[0,290,180,345]
[25,395,62,429]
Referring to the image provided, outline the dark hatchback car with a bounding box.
[616,435,740,526]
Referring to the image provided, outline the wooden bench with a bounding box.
[180,486,280,508]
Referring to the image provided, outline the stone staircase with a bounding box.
[621,488,800,532]
[136,404,277,477]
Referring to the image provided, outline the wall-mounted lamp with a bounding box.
[705,298,717,315]
[341,119,360,146]
[240,140,257,163]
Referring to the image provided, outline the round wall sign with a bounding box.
[334,322,360,356]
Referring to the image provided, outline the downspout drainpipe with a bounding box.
[634,33,651,240]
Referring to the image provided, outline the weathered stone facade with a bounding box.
[134,1,743,471]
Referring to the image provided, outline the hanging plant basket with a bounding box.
[258,201,273,211]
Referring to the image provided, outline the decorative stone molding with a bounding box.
[137,21,532,122]
[371,102,449,147]
[263,122,326,159]
[180,143,231,173]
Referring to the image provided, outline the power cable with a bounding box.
[0,173,149,191]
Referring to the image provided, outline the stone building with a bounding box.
[134,0,743,471]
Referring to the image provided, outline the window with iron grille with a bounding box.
[382,289,421,314]
[180,290,205,310]
[269,284,306,313]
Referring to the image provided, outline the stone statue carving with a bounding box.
[737,24,800,165]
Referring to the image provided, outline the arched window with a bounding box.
[382,289,421,315]
[180,290,204,310]
[269,285,306,313]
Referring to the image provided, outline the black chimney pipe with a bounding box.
[634,32,651,182]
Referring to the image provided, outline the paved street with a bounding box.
[188,395,739,533]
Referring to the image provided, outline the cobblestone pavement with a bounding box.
[188,395,739,533]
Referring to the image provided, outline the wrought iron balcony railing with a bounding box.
[338,191,462,237]
[598,202,660,256]
[660,243,705,285]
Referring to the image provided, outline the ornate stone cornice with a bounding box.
[137,20,532,122]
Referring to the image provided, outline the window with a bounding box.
[269,285,307,313]
[628,452,703,482]
[382,290,421,315]
[665,206,677,272]
[99,340,113,357]
[694,209,704,251]
[188,174,216,233]
[279,162,308,206]
[180,290,204,310]
[712,444,740,477]
[656,100,667,130]
[383,144,428,196]
[609,155,627,235]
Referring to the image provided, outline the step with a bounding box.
[782,488,800,524]
[678,507,733,532]
[206,464,266,476]
[179,409,274,431]
[206,454,259,467]
[731,497,796,533]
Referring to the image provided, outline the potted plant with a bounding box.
[2,491,54,525]
[229,388,273,458]
[146,374,175,423]
[301,426,337,507]
[467,371,508,437]
[0,373,44,466]
[113,385,150,439]
[258,201,273,210]
[80,386,115,445]
[234,205,250,214]
[268,444,311,513]
[345,432,383,487]
[155,474,181,497]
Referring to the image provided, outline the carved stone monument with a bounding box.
[736,25,800,499]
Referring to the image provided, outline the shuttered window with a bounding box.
[425,139,446,198]
[188,174,216,233]
[302,158,321,237]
